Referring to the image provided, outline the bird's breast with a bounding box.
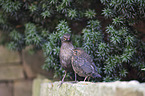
[60,43,74,67]
[60,43,74,57]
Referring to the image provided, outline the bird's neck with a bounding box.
[62,42,72,45]
[61,42,74,50]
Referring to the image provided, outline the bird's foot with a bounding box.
[58,81,64,88]
[71,81,78,83]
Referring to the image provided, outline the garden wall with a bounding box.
[0,46,58,96]
[33,78,145,96]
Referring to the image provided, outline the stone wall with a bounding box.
[33,78,145,96]
[0,46,56,96]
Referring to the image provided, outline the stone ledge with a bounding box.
[33,79,145,96]
[32,78,53,96]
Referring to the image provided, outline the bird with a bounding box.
[59,33,75,85]
[71,48,101,81]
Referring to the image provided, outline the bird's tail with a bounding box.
[91,72,101,78]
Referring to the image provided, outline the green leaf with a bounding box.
[102,8,113,18]
[103,76,112,82]
[112,17,123,25]
[106,25,115,34]
[10,30,22,41]
[110,35,121,44]
[7,42,17,50]
[62,0,71,6]
[41,11,51,18]
[25,23,42,45]
[85,9,96,19]
[29,4,37,12]
[119,69,128,77]
[50,0,58,4]
[125,35,134,46]
[98,43,107,50]
[2,1,21,12]
[41,30,50,38]
[68,9,77,19]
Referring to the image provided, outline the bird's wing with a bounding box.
[81,52,98,72]
[78,57,93,74]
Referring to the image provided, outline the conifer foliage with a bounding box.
[0,0,145,81]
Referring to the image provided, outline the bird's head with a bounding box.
[61,34,71,42]
[72,48,84,56]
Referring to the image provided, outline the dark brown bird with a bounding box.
[71,48,101,81]
[59,34,74,84]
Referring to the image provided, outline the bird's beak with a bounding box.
[64,38,67,41]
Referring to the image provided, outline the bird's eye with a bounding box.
[75,51,78,54]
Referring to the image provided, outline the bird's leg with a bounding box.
[87,77,90,81]
[59,71,67,87]
[75,73,77,82]
[61,70,67,82]
[84,76,88,82]
[69,75,73,80]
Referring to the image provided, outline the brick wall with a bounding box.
[0,46,56,96]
